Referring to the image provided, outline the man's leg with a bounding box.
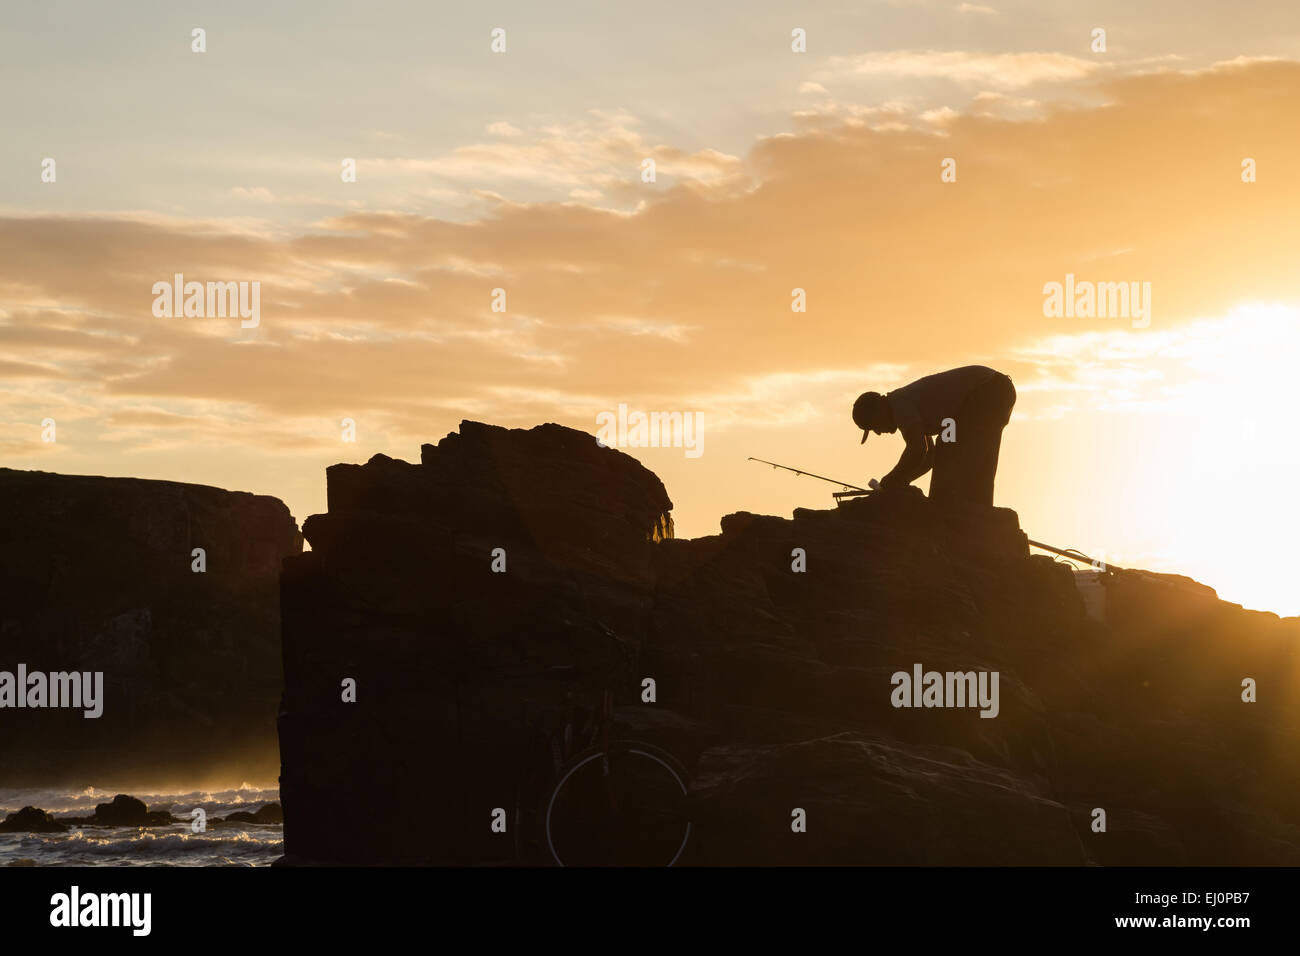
[966,421,1001,506]
[962,374,1016,505]
[935,375,1014,506]
[929,374,1016,506]
[929,430,960,502]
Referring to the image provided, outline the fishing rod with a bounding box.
[748,457,1115,568]
[747,457,1224,608]
[746,457,876,499]
[747,457,1224,621]
[1025,539,1117,572]
[1027,542,1213,601]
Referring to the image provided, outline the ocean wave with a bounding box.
[0,782,284,867]
[0,825,282,867]
[32,828,279,853]
[0,783,280,819]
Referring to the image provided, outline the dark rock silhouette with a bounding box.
[0,468,302,785]
[0,806,66,833]
[220,802,282,824]
[53,793,176,827]
[88,793,173,826]
[93,794,148,825]
[278,421,1300,865]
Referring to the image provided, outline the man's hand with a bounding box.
[878,424,931,489]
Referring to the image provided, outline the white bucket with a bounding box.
[1073,569,1107,624]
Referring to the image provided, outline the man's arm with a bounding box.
[879,425,933,488]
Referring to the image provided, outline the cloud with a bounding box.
[2,60,1299,461]
[359,112,746,204]
[919,106,961,125]
[818,50,1099,89]
[231,187,275,202]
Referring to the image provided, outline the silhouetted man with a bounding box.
[852,365,1016,506]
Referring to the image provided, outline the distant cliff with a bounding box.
[278,422,1300,865]
[0,468,302,785]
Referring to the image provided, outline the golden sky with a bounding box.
[3,6,1300,614]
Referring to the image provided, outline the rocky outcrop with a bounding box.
[0,468,302,785]
[278,421,671,864]
[220,803,282,825]
[22,795,282,829]
[277,421,1300,865]
[0,807,66,833]
[86,794,172,827]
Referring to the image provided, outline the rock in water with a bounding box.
[277,421,1300,865]
[92,794,150,826]
[220,803,282,825]
[0,807,67,833]
[0,468,302,785]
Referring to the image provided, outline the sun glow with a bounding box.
[1030,303,1300,616]
[1142,304,1300,615]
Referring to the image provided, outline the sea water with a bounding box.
[0,784,282,867]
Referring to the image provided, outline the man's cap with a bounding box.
[852,392,883,444]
